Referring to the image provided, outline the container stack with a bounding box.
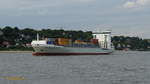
[74,40,83,44]
[45,37,100,47]
[90,39,99,45]
[58,38,72,46]
[46,38,56,44]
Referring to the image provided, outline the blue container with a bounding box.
[47,41,54,44]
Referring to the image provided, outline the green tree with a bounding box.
[20,28,37,43]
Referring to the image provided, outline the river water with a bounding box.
[0,51,150,84]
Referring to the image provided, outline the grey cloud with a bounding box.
[0,0,96,9]
[123,0,150,8]
[0,0,149,38]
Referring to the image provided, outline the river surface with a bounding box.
[0,51,150,84]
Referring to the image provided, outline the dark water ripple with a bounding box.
[0,51,150,84]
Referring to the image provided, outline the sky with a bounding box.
[0,0,150,38]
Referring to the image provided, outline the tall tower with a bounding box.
[93,31,111,49]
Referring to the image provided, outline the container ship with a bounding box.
[31,31,114,56]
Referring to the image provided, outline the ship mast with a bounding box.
[37,33,39,41]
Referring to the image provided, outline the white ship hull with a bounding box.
[32,45,113,56]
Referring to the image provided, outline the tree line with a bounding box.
[0,26,92,50]
[0,26,149,50]
[112,36,150,50]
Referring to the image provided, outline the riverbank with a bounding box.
[0,51,33,53]
[0,47,33,53]
[0,47,34,51]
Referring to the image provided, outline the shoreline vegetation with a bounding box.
[0,26,150,51]
[0,50,33,52]
[0,47,33,51]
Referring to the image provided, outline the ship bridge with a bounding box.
[92,31,112,49]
